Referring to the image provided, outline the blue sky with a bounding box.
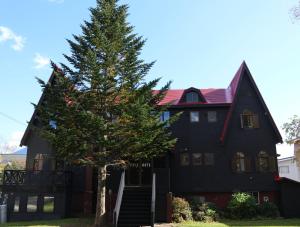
[0,0,299,156]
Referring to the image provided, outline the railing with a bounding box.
[2,170,72,187]
[151,173,156,227]
[113,171,125,227]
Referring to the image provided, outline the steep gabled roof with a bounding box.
[220,61,282,144]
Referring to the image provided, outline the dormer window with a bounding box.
[186,92,199,103]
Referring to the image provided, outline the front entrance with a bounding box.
[126,161,152,186]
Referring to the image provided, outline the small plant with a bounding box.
[172,197,193,223]
[227,192,257,219]
[258,202,280,218]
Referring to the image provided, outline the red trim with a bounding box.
[220,62,245,143]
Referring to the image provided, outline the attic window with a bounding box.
[240,110,259,129]
[186,92,199,103]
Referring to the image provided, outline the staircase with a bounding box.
[117,186,152,227]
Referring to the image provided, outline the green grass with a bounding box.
[2,218,300,227]
[177,219,300,227]
[0,218,94,227]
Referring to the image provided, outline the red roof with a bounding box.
[157,62,245,106]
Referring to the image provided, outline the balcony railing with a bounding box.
[2,170,72,187]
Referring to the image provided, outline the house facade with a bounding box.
[2,62,283,224]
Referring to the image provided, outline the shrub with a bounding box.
[258,202,280,218]
[188,200,219,222]
[227,192,257,219]
[172,197,193,223]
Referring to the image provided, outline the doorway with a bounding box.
[126,161,152,186]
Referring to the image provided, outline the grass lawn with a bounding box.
[0,218,94,227]
[177,219,300,227]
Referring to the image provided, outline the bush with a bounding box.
[227,192,257,219]
[258,202,280,218]
[188,200,219,222]
[172,197,193,223]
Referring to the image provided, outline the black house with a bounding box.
[3,61,283,224]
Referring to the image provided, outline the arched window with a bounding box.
[257,151,269,172]
[232,152,245,172]
[257,151,276,172]
[186,92,199,103]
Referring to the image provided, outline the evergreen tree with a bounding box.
[36,0,177,226]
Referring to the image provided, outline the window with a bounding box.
[33,154,44,171]
[14,196,20,213]
[186,92,199,103]
[257,151,276,172]
[192,153,202,166]
[279,166,289,174]
[27,196,38,212]
[257,151,269,172]
[263,196,269,202]
[208,111,217,122]
[190,111,199,122]
[204,153,214,166]
[180,153,190,166]
[232,152,245,172]
[232,152,251,172]
[43,196,54,213]
[240,110,259,128]
[49,120,57,129]
[250,192,260,204]
[160,111,170,123]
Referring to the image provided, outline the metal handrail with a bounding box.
[113,171,125,227]
[151,173,156,227]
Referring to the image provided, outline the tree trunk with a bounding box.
[94,165,107,227]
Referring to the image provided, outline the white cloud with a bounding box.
[34,53,50,69]
[48,0,64,3]
[0,26,25,51]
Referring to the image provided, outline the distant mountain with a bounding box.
[13,147,27,155]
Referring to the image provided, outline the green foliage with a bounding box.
[227,192,257,219]
[257,202,280,218]
[35,0,178,167]
[282,115,300,143]
[172,197,193,223]
[189,200,219,222]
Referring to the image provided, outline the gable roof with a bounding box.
[21,62,282,146]
[157,61,282,144]
[219,61,282,144]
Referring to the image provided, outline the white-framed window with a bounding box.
[208,111,217,122]
[279,166,289,174]
[190,111,199,122]
[186,92,199,103]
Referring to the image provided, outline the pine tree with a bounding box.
[36,0,177,226]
